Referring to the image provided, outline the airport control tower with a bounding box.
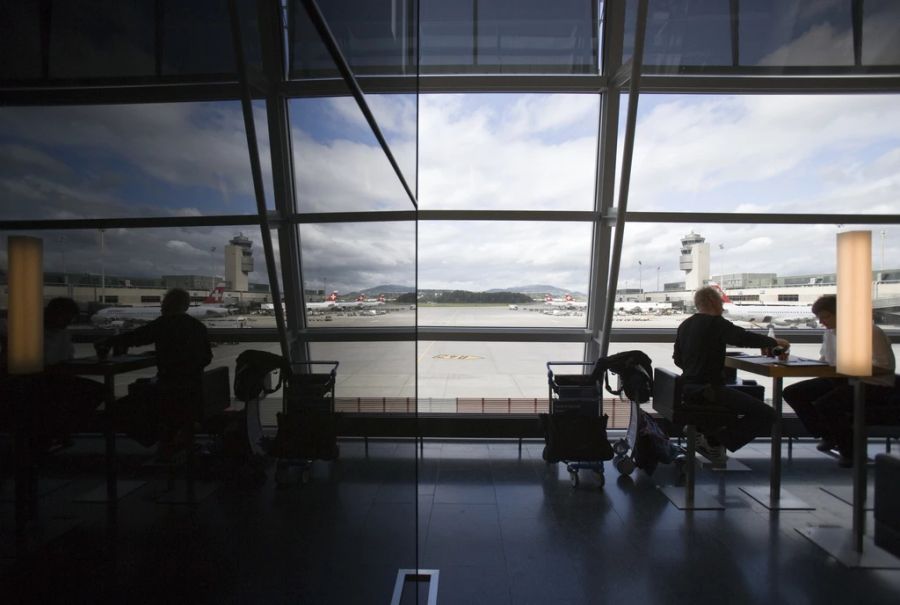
[225,234,253,291]
[680,231,709,291]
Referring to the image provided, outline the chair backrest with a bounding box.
[652,368,682,423]
[201,366,231,421]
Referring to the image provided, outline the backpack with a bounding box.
[233,349,292,403]
[590,350,653,404]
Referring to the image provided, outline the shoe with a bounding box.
[816,439,836,452]
[695,434,727,467]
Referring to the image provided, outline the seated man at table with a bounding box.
[783,294,896,467]
[102,288,212,458]
[674,286,789,466]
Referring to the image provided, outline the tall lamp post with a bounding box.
[638,260,642,296]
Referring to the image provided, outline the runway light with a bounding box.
[836,230,872,376]
[7,236,44,375]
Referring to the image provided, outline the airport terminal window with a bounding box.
[0,227,271,330]
[418,221,591,328]
[0,102,264,220]
[418,93,600,211]
[625,94,900,215]
[296,221,415,328]
[617,222,900,330]
[290,96,417,213]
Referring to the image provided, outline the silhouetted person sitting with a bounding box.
[41,298,105,447]
[104,288,212,458]
[674,286,789,466]
[783,294,896,467]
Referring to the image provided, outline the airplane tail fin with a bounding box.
[378,294,385,303]
[545,294,553,303]
[203,284,226,304]
[564,294,574,302]
[328,291,338,302]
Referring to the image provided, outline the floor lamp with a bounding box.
[800,230,900,568]
[7,236,44,551]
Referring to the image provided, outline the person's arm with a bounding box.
[109,320,159,353]
[720,317,781,350]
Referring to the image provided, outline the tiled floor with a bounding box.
[2,437,900,604]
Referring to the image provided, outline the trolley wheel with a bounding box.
[569,469,579,487]
[614,455,636,476]
[594,469,605,488]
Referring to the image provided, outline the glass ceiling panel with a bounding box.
[625,94,900,214]
[289,0,417,78]
[0,1,42,81]
[419,93,599,211]
[630,0,900,73]
[49,0,157,80]
[0,102,265,219]
[863,0,900,66]
[421,0,598,75]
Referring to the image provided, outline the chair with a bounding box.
[652,368,739,510]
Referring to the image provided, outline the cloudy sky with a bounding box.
[1,91,899,295]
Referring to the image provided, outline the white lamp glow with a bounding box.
[7,236,44,375]
[836,230,872,377]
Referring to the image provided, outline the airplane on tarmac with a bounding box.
[711,283,817,328]
[91,285,233,327]
[613,301,674,315]
[258,291,338,315]
[544,293,587,310]
[355,294,386,307]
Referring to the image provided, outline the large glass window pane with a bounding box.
[419,94,600,211]
[49,0,157,80]
[291,95,417,212]
[616,222,900,329]
[297,222,415,327]
[0,102,264,219]
[627,94,900,214]
[418,221,592,328]
[0,226,275,328]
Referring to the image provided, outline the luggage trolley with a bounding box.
[543,361,614,488]
[272,361,340,486]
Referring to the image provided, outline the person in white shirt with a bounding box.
[783,294,896,467]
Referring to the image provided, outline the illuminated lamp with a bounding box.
[836,230,872,376]
[7,236,44,375]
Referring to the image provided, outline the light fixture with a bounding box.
[836,230,872,376]
[7,236,44,375]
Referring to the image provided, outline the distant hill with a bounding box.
[486,285,579,297]
[361,285,415,295]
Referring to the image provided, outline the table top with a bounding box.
[53,353,157,377]
[724,352,842,379]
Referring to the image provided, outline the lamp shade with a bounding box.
[7,236,44,375]
[836,230,872,376]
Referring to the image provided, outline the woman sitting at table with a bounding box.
[783,294,896,467]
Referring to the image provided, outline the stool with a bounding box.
[653,368,739,510]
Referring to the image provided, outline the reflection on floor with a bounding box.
[2,437,900,604]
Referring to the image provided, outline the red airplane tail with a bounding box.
[203,284,226,304]
[710,282,732,303]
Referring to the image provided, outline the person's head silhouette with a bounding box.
[161,288,191,317]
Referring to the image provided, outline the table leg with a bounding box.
[740,376,812,510]
[104,375,117,513]
[852,380,866,553]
